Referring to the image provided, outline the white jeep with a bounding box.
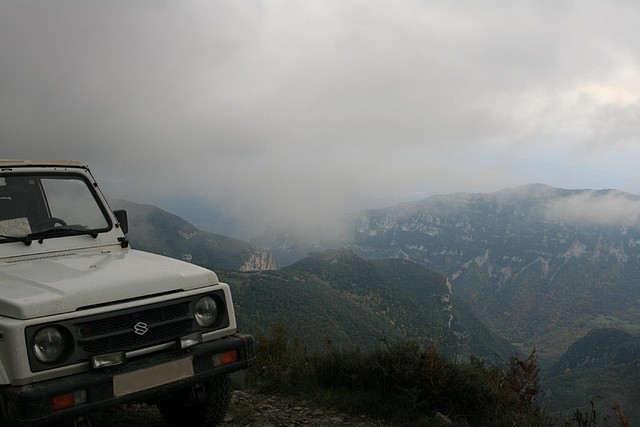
[0,160,255,426]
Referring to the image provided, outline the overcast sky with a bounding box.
[2,1,640,236]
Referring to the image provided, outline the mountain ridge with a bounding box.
[250,184,640,361]
[109,198,276,271]
[346,184,640,360]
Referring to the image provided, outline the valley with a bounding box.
[113,184,640,421]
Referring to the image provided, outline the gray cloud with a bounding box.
[545,191,640,227]
[2,1,640,237]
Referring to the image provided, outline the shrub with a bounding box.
[244,322,308,390]
[247,325,554,425]
[558,399,631,427]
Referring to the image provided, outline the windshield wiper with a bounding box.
[28,226,99,243]
[0,227,100,245]
[0,234,32,246]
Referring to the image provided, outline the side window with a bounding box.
[0,177,33,235]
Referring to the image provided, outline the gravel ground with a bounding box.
[85,389,392,427]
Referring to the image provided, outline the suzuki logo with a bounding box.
[133,322,149,336]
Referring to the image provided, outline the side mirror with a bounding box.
[113,209,128,234]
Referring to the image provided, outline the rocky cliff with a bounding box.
[239,248,276,271]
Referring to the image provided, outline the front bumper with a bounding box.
[0,333,255,426]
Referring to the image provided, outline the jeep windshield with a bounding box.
[0,173,110,244]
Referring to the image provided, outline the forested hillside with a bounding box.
[224,248,514,362]
[543,328,640,421]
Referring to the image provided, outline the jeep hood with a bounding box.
[0,249,219,319]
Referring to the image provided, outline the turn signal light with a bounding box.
[212,350,238,367]
[51,390,87,411]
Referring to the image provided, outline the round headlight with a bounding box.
[194,296,218,327]
[33,326,67,363]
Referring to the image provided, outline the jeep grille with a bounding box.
[77,302,192,355]
[25,291,229,372]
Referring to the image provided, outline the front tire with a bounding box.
[157,375,231,427]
